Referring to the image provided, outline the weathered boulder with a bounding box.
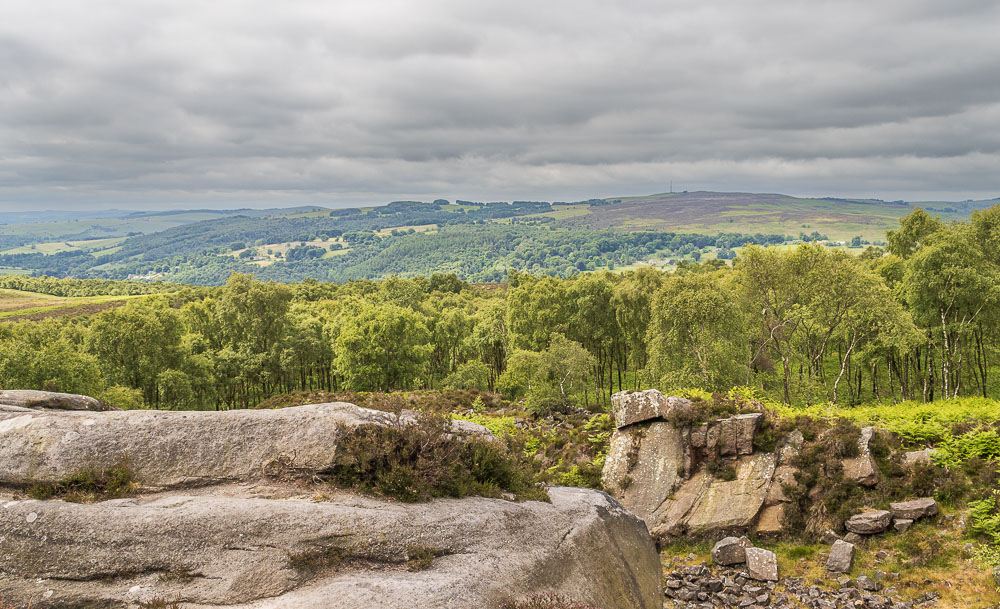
[744,547,778,581]
[889,497,938,521]
[0,402,492,489]
[845,510,892,535]
[0,389,108,412]
[826,540,855,573]
[651,452,776,539]
[611,390,689,428]
[711,536,753,565]
[856,575,880,592]
[842,427,879,487]
[0,486,662,609]
[601,421,687,514]
[901,449,934,469]
[893,518,913,533]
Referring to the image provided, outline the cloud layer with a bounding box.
[2,0,998,209]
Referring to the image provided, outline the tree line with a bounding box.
[0,207,997,412]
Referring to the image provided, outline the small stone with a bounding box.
[845,510,892,535]
[889,497,938,521]
[827,540,855,573]
[745,547,778,581]
[712,536,753,565]
[837,576,852,586]
[821,530,841,544]
[885,586,898,596]
[25,512,38,523]
[844,532,864,545]
[963,542,974,553]
[856,575,879,591]
[666,579,682,589]
[893,518,913,533]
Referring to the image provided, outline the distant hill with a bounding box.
[0,191,995,285]
[562,191,991,241]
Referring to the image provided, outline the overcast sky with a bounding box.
[1,0,998,211]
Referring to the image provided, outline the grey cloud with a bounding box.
[0,0,998,210]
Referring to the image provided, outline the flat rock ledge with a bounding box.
[0,390,109,412]
[0,400,663,609]
[0,486,661,609]
[0,402,490,488]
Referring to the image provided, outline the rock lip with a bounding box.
[842,426,879,487]
[0,402,492,489]
[845,510,892,535]
[0,389,109,412]
[0,486,663,609]
[744,547,778,581]
[711,536,753,565]
[889,497,938,521]
[826,540,855,573]
[611,390,690,428]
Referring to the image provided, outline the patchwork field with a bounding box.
[0,289,138,322]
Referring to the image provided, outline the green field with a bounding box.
[0,289,139,321]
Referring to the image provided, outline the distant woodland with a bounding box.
[1,207,998,412]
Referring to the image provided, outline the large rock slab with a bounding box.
[611,390,690,428]
[0,390,108,412]
[602,422,686,517]
[0,486,662,609]
[826,540,855,573]
[842,427,879,487]
[0,403,491,489]
[845,510,892,535]
[890,497,938,521]
[651,452,776,539]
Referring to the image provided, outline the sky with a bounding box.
[1,0,999,211]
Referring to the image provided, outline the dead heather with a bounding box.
[27,460,139,503]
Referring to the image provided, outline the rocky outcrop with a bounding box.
[842,426,879,487]
[0,486,661,609]
[602,390,785,541]
[0,389,109,412]
[0,398,663,609]
[0,402,492,489]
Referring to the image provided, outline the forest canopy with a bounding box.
[0,207,997,411]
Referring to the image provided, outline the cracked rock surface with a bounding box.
[0,401,662,609]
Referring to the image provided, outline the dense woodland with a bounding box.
[0,199,792,284]
[0,207,998,411]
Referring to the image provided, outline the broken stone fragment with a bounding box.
[712,536,753,565]
[893,519,913,533]
[889,497,938,521]
[845,510,892,535]
[744,547,778,581]
[826,540,855,573]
